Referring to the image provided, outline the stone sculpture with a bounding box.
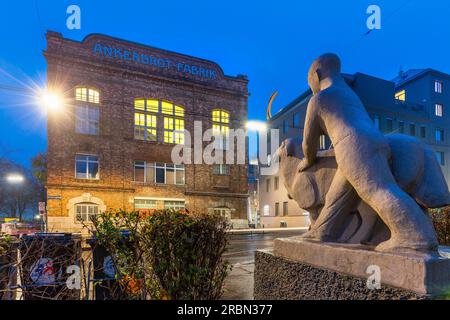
[277,53,450,253]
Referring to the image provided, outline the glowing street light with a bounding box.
[246,120,267,132]
[6,173,25,184]
[37,90,64,112]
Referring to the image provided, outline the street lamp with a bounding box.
[6,173,25,184]
[37,89,64,112]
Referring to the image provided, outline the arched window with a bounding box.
[75,87,100,104]
[212,109,230,149]
[74,87,100,135]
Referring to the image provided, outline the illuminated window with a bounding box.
[436,128,445,142]
[75,87,99,104]
[75,203,99,222]
[134,99,158,141]
[263,205,270,216]
[435,104,443,117]
[212,110,230,149]
[435,80,443,94]
[395,90,406,101]
[162,102,185,144]
[319,135,327,150]
[75,154,99,179]
[134,161,184,185]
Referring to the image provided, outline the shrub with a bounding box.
[429,207,450,246]
[142,210,230,300]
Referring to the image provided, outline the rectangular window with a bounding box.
[420,126,426,138]
[373,116,380,129]
[134,199,157,210]
[293,113,300,128]
[409,124,416,136]
[75,105,99,135]
[75,87,99,104]
[75,155,99,179]
[134,162,184,185]
[283,202,288,216]
[319,135,327,150]
[435,104,443,117]
[283,120,289,134]
[436,129,445,142]
[212,164,230,175]
[164,200,185,211]
[395,90,406,101]
[274,177,279,190]
[75,204,99,222]
[266,178,270,192]
[398,121,404,134]
[263,205,270,216]
[435,151,445,166]
[386,118,393,132]
[435,80,443,94]
[275,202,280,216]
[134,113,157,141]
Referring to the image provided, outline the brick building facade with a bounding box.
[44,31,249,233]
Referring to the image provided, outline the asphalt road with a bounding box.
[222,230,306,300]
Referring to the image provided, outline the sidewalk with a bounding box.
[227,227,308,235]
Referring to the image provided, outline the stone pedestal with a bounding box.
[254,237,450,300]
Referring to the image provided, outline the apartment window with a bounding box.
[75,87,99,104]
[435,80,443,94]
[435,104,443,117]
[274,177,279,190]
[373,116,380,129]
[212,110,230,150]
[75,105,99,135]
[283,202,288,216]
[266,178,270,192]
[75,203,99,222]
[436,129,445,142]
[164,201,185,211]
[75,155,99,179]
[398,121,405,134]
[395,90,406,101]
[319,135,327,150]
[275,202,280,216]
[162,101,185,144]
[420,126,426,138]
[263,205,270,216]
[293,112,300,128]
[134,199,157,210]
[386,118,393,133]
[409,124,416,136]
[212,164,230,175]
[134,99,158,141]
[134,161,185,185]
[435,151,445,166]
[283,119,289,134]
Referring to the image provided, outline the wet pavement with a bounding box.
[222,230,306,300]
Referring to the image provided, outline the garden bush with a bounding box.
[429,206,450,246]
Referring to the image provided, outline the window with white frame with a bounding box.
[435,104,443,117]
[134,161,185,185]
[263,205,270,216]
[212,164,230,175]
[75,87,99,104]
[75,155,99,179]
[76,105,99,135]
[435,80,443,94]
[75,203,99,222]
[164,200,185,211]
[134,199,157,210]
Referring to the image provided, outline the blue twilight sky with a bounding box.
[0,0,449,166]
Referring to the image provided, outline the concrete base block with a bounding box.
[254,237,450,300]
